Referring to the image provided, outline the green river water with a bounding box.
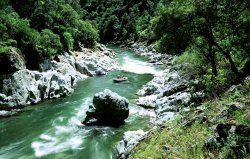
[0,46,162,159]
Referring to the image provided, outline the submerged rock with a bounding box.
[116,129,148,159]
[83,89,129,126]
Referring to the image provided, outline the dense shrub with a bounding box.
[74,20,99,48]
[63,32,74,51]
[39,29,63,57]
[0,1,99,71]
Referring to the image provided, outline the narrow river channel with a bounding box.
[0,46,163,159]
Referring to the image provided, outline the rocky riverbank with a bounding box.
[116,43,205,158]
[0,44,118,116]
[129,43,205,125]
[116,43,250,159]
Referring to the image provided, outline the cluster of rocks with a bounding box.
[180,81,250,158]
[115,43,205,158]
[205,124,250,158]
[83,89,129,127]
[137,70,192,125]
[129,44,204,125]
[129,43,174,66]
[0,44,118,113]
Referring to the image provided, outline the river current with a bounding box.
[0,46,163,159]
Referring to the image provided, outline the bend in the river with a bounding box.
[0,46,163,159]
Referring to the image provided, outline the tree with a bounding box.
[153,0,250,78]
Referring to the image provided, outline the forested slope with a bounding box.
[0,0,98,71]
[1,0,250,158]
[81,0,159,42]
[152,0,250,95]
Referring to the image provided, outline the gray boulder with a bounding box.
[75,61,94,76]
[0,69,73,107]
[0,47,26,74]
[83,89,129,126]
[116,129,148,159]
[2,70,41,107]
[0,44,119,109]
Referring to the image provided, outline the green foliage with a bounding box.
[152,0,194,54]
[75,20,99,48]
[234,110,250,125]
[63,32,74,50]
[39,29,63,57]
[0,0,99,70]
[0,39,17,47]
[82,0,160,42]
[135,12,154,42]
[0,7,31,41]
[151,0,250,95]
[0,46,12,54]
[131,120,211,159]
[202,69,237,96]
[175,46,208,78]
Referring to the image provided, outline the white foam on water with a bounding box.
[121,56,163,75]
[31,135,83,158]
[31,97,92,157]
[40,134,56,141]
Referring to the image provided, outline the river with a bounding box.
[0,46,162,159]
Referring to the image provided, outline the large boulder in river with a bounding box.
[83,89,129,126]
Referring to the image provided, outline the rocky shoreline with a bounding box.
[0,44,118,117]
[0,43,205,158]
[116,43,205,158]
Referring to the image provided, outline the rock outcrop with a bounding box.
[0,47,26,74]
[1,69,74,107]
[130,43,174,66]
[0,44,118,109]
[205,124,250,158]
[116,129,148,159]
[136,64,191,125]
[130,43,203,125]
[83,89,129,126]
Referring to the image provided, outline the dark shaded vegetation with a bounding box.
[0,0,98,70]
[79,0,250,96]
[152,0,250,96]
[1,0,249,92]
[81,0,160,43]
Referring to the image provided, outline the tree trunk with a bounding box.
[208,43,218,76]
[213,41,239,76]
[242,59,250,77]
